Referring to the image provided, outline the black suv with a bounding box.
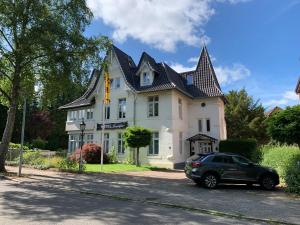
[185,152,279,190]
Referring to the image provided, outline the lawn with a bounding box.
[85,163,167,173]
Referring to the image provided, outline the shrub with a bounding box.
[9,142,30,151]
[45,156,64,168]
[58,158,78,171]
[219,139,258,161]
[32,137,48,150]
[260,145,300,185]
[108,146,118,164]
[70,143,109,164]
[22,150,43,165]
[285,164,300,194]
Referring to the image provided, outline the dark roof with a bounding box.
[59,70,100,110]
[186,133,218,142]
[296,76,300,94]
[60,45,225,110]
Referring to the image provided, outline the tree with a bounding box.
[267,105,300,148]
[123,126,152,166]
[225,89,268,144]
[0,0,111,172]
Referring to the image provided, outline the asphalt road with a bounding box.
[0,178,263,225]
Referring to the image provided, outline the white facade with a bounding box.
[63,47,227,168]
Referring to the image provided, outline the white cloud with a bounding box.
[283,91,299,101]
[214,64,251,85]
[87,0,250,52]
[188,57,199,64]
[170,63,196,73]
[265,91,299,107]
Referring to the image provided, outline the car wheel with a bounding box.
[202,174,218,189]
[260,175,276,190]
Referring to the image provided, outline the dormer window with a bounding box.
[186,74,193,85]
[142,72,151,86]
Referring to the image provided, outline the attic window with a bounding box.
[142,72,151,86]
[186,74,193,85]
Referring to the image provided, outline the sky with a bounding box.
[85,0,300,109]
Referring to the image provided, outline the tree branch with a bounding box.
[0,29,15,52]
[0,87,11,102]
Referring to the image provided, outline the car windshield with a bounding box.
[232,156,251,165]
[188,154,208,162]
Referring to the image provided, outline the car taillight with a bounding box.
[191,161,202,168]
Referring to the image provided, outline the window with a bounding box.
[115,77,121,88]
[206,119,210,132]
[86,134,94,144]
[186,74,193,85]
[198,142,212,153]
[118,98,126,118]
[117,133,125,154]
[69,111,77,121]
[78,110,85,120]
[69,134,79,152]
[110,78,114,89]
[179,132,183,155]
[104,133,109,153]
[149,132,159,155]
[142,72,151,85]
[212,156,234,164]
[105,105,110,120]
[148,96,159,117]
[198,119,203,132]
[110,77,121,89]
[86,109,93,120]
[232,156,251,165]
[178,98,182,120]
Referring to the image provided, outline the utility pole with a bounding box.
[18,98,26,177]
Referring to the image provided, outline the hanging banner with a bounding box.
[104,71,110,104]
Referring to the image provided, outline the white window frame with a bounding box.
[206,118,211,132]
[148,132,159,155]
[105,105,110,120]
[148,96,159,117]
[110,78,114,90]
[86,134,94,144]
[118,98,126,119]
[178,98,183,120]
[186,74,193,85]
[104,133,110,153]
[115,77,121,89]
[78,109,85,120]
[69,134,79,152]
[117,133,125,154]
[198,119,203,132]
[142,72,151,86]
[68,111,77,121]
[179,132,183,155]
[86,109,93,120]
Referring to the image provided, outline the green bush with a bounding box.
[32,137,48,150]
[108,146,118,164]
[9,142,30,151]
[219,139,258,161]
[260,145,300,187]
[285,164,300,194]
[58,158,78,171]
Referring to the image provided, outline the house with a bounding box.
[59,45,227,168]
[296,77,300,99]
[265,106,282,117]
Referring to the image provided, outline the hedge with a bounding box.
[219,139,258,161]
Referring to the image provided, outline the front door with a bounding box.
[198,142,212,154]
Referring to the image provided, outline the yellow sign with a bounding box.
[104,71,110,104]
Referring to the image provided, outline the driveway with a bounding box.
[2,166,300,224]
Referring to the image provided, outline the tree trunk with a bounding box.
[136,147,140,167]
[0,78,20,172]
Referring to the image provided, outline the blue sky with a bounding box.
[85,0,300,109]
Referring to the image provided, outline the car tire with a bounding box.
[202,173,218,189]
[260,175,276,190]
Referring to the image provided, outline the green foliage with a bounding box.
[9,142,30,151]
[32,137,48,150]
[267,105,300,148]
[58,158,78,171]
[225,89,268,144]
[22,151,43,165]
[219,139,258,162]
[108,145,118,164]
[123,126,152,148]
[260,145,300,193]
